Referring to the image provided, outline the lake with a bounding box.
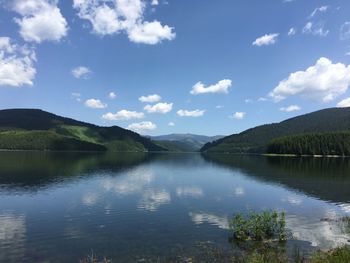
[0,152,349,262]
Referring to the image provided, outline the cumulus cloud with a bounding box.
[340,22,350,40]
[138,189,170,211]
[168,122,175,126]
[234,187,245,197]
[252,33,279,46]
[190,79,232,95]
[151,0,159,5]
[288,27,296,36]
[280,105,301,112]
[231,112,246,120]
[139,94,161,103]
[303,22,329,37]
[12,0,68,43]
[102,110,144,120]
[337,97,350,108]
[128,20,175,44]
[73,0,175,45]
[144,102,173,114]
[177,109,205,117]
[128,121,157,132]
[189,212,229,229]
[0,37,36,87]
[101,167,154,195]
[71,66,91,79]
[176,187,203,198]
[269,57,350,102]
[108,91,116,99]
[310,6,329,18]
[85,98,107,108]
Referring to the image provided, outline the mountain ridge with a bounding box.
[201,107,350,153]
[0,109,166,152]
[150,133,224,152]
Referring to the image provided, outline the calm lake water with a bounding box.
[0,152,350,262]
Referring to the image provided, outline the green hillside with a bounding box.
[201,107,350,154]
[0,109,166,152]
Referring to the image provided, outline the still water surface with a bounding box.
[0,152,349,262]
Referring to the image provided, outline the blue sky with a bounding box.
[1,0,350,136]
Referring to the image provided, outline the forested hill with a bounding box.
[0,109,166,152]
[201,107,350,154]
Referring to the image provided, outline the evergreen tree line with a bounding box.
[267,132,350,156]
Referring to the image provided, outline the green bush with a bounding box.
[229,210,286,242]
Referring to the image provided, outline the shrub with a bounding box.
[229,210,286,242]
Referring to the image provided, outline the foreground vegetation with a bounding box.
[267,132,350,156]
[80,211,350,262]
[229,211,286,242]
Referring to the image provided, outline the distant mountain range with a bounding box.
[0,109,166,152]
[150,134,224,152]
[201,107,350,154]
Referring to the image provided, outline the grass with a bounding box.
[308,246,350,263]
[229,210,287,242]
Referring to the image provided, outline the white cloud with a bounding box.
[71,66,91,79]
[12,0,68,43]
[310,6,329,18]
[245,99,253,103]
[337,97,350,108]
[340,22,350,40]
[280,105,301,112]
[0,37,36,87]
[216,105,223,109]
[269,57,350,102]
[189,212,229,229]
[144,102,173,114]
[302,22,329,37]
[176,187,203,198]
[346,51,350,56]
[73,0,175,45]
[190,79,232,95]
[128,20,175,45]
[128,121,157,132]
[102,110,144,120]
[252,33,279,46]
[231,112,246,120]
[82,192,99,206]
[108,91,117,99]
[288,27,296,36]
[168,121,175,126]
[258,97,267,102]
[0,213,27,257]
[101,167,154,195]
[139,94,161,103]
[177,109,205,117]
[85,98,107,109]
[138,189,170,211]
[151,0,159,5]
[234,187,245,197]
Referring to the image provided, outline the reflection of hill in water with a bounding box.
[0,152,152,192]
[203,154,350,204]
